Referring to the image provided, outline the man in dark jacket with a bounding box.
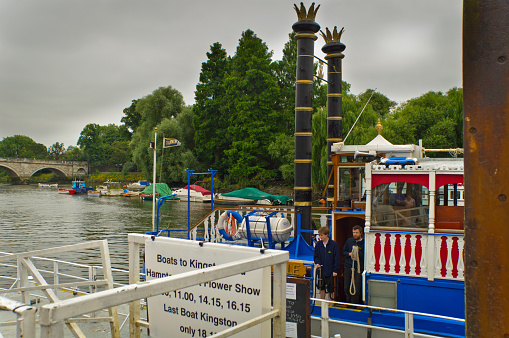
[343,225,365,304]
[314,226,341,299]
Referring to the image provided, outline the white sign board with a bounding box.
[145,237,271,338]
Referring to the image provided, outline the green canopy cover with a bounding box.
[141,183,173,197]
[222,187,292,205]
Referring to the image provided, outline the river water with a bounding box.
[0,184,213,275]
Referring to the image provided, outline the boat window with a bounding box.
[436,184,464,206]
[336,167,365,207]
[339,155,375,163]
[368,280,397,309]
[371,182,429,228]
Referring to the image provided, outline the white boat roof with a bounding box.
[371,157,464,173]
[331,131,422,159]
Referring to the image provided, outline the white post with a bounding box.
[128,234,141,338]
[0,296,37,338]
[404,312,414,338]
[272,261,286,337]
[427,171,436,281]
[321,300,329,338]
[152,127,157,232]
[428,171,436,233]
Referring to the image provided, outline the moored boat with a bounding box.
[58,180,91,195]
[178,131,465,337]
[58,188,74,194]
[173,184,211,202]
[123,190,140,197]
[215,188,292,206]
[140,183,179,201]
[126,180,150,191]
[38,183,58,188]
[87,190,101,197]
[96,181,124,196]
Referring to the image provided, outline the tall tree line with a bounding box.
[1,30,464,188]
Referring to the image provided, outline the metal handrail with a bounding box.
[313,298,464,338]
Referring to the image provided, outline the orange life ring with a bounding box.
[226,214,237,237]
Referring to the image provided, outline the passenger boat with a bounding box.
[0,4,473,337]
[179,129,465,337]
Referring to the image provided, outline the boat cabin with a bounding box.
[329,128,465,319]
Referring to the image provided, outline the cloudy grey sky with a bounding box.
[0,0,462,148]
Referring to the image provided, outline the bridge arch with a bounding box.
[30,166,68,178]
[76,167,87,176]
[0,158,89,182]
[0,164,22,182]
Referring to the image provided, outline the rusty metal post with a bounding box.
[463,0,509,336]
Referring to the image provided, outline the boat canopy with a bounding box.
[222,187,292,205]
[141,183,173,196]
[183,185,211,195]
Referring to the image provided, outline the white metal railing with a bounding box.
[0,250,151,337]
[366,231,465,281]
[0,295,37,337]
[0,241,121,337]
[312,298,464,338]
[38,233,289,338]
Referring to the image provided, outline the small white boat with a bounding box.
[58,188,73,194]
[123,191,140,197]
[87,190,101,197]
[213,194,256,205]
[126,180,150,191]
[38,183,58,188]
[97,181,124,196]
[173,185,212,202]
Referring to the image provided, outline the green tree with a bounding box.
[223,29,282,183]
[309,88,393,187]
[48,142,66,160]
[157,107,201,184]
[193,42,230,173]
[61,145,85,161]
[342,89,389,145]
[0,135,48,158]
[267,133,294,181]
[121,99,141,135]
[77,123,104,165]
[273,32,297,133]
[384,88,463,150]
[130,86,185,179]
[102,124,130,145]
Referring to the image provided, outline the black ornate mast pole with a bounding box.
[292,3,320,241]
[320,27,345,207]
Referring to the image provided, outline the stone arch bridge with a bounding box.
[0,157,89,183]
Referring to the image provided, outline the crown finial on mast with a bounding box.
[376,118,383,135]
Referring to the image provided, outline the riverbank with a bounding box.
[6,172,327,202]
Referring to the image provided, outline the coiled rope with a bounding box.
[349,245,361,295]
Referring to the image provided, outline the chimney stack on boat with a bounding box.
[320,27,346,206]
[292,2,320,240]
